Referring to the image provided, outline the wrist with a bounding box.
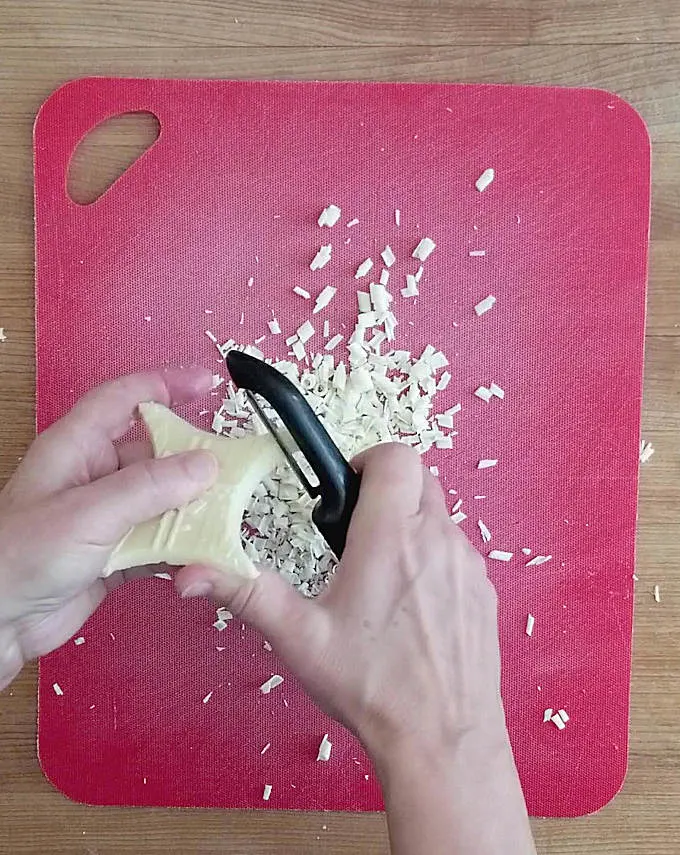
[368,721,536,855]
[367,717,513,791]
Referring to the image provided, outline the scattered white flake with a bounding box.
[478,520,492,543]
[74,637,85,646]
[551,713,566,731]
[451,499,463,513]
[202,691,213,704]
[522,548,532,556]
[144,315,151,322]
[213,619,228,631]
[313,286,337,315]
[395,209,401,226]
[357,291,372,312]
[412,237,436,262]
[543,708,554,723]
[381,246,396,268]
[318,205,341,227]
[490,383,505,399]
[525,614,535,637]
[317,734,332,762]
[654,585,661,603]
[239,312,244,326]
[558,709,570,724]
[436,371,451,391]
[469,250,486,257]
[380,269,390,286]
[297,320,315,343]
[260,675,284,695]
[53,683,63,696]
[263,641,273,652]
[205,330,217,343]
[268,318,281,335]
[263,784,273,801]
[292,340,307,362]
[477,459,498,469]
[346,218,359,227]
[310,245,332,271]
[254,335,266,345]
[640,439,655,463]
[216,607,233,621]
[430,350,449,370]
[248,276,254,288]
[474,295,496,316]
[526,555,552,566]
[489,550,513,562]
[475,386,493,402]
[429,466,439,476]
[473,495,486,500]
[325,334,344,351]
[323,319,330,338]
[451,511,467,524]
[401,275,419,298]
[355,258,374,279]
[476,168,495,192]
[221,230,509,596]
[261,742,271,755]
[293,286,311,300]
[414,265,424,283]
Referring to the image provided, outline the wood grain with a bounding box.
[0,1,678,853]
[1,1,680,46]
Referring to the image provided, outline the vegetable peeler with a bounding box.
[226,350,361,559]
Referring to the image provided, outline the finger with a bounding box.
[175,563,329,657]
[15,367,214,498]
[68,449,218,546]
[116,440,153,468]
[419,469,450,519]
[350,443,424,526]
[64,366,214,443]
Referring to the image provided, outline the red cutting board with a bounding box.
[34,78,650,818]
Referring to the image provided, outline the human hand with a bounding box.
[0,367,218,691]
[176,443,535,854]
[176,442,504,755]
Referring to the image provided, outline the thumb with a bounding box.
[175,563,329,660]
[72,450,218,544]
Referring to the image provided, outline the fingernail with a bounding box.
[181,581,214,599]
[183,450,218,485]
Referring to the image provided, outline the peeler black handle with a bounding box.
[226,350,361,559]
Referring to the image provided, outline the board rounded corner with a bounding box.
[586,87,651,154]
[34,78,96,138]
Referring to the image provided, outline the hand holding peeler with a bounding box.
[226,350,361,559]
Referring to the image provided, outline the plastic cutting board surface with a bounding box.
[34,78,650,817]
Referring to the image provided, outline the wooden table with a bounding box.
[0,2,678,852]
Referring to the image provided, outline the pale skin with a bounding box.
[0,367,536,855]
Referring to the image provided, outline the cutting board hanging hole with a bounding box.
[66,111,160,206]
